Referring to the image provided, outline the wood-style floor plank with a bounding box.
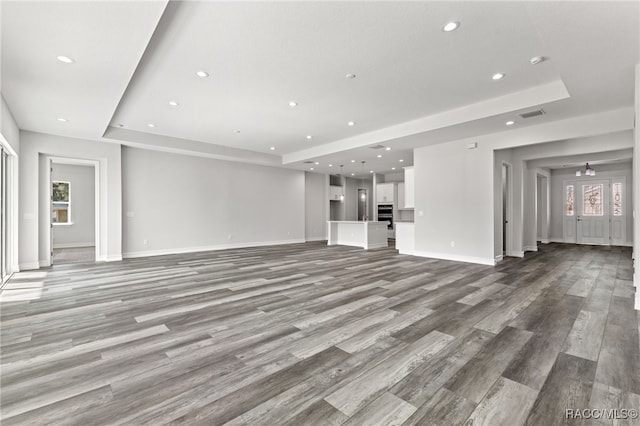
[1,242,637,425]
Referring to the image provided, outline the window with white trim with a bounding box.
[52,181,70,224]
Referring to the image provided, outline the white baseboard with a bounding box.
[305,237,327,242]
[19,262,40,271]
[123,239,306,259]
[104,254,123,262]
[549,238,566,243]
[53,242,95,249]
[524,245,538,252]
[540,239,550,244]
[397,249,416,256]
[412,250,496,266]
[494,255,504,263]
[509,251,525,258]
[39,260,51,268]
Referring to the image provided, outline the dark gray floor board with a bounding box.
[0,242,636,424]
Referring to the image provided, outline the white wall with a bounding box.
[415,141,495,264]
[305,172,328,241]
[19,131,122,269]
[51,163,96,248]
[414,109,633,266]
[550,162,633,244]
[121,146,305,257]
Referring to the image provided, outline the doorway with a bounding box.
[563,178,625,245]
[48,158,100,265]
[502,162,512,256]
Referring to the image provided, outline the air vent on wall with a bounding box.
[303,161,314,164]
[519,109,545,119]
[369,144,386,150]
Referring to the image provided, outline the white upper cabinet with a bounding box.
[376,182,395,203]
[404,166,414,209]
[329,185,343,201]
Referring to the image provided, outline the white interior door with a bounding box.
[576,180,609,245]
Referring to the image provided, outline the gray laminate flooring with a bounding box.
[1,242,638,425]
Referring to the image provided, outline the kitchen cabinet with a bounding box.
[329,185,343,201]
[404,166,414,209]
[376,182,395,203]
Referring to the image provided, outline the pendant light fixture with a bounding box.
[576,163,596,177]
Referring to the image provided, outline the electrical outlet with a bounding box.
[450,241,455,247]
[228,234,232,240]
[143,239,148,245]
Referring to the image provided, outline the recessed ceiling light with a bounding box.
[234,130,241,133]
[351,173,355,176]
[310,167,314,171]
[168,101,179,106]
[377,154,382,158]
[57,55,75,64]
[351,160,356,163]
[147,123,155,128]
[306,135,312,139]
[196,70,209,78]
[315,162,319,165]
[385,147,391,151]
[329,164,333,167]
[442,21,460,32]
[530,56,545,65]
[346,73,356,79]
[370,170,374,174]
[399,159,404,163]
[270,146,276,150]
[289,101,298,107]
[492,73,505,81]
[348,121,355,126]
[392,167,396,170]
[57,118,68,122]
[506,120,515,126]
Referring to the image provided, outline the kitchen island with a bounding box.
[327,221,388,250]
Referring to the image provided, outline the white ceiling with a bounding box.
[2,1,638,176]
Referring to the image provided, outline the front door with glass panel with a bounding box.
[576,181,609,244]
[564,180,611,245]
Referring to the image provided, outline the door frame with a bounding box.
[502,161,513,257]
[0,135,18,283]
[535,169,551,246]
[46,156,101,265]
[562,177,626,246]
